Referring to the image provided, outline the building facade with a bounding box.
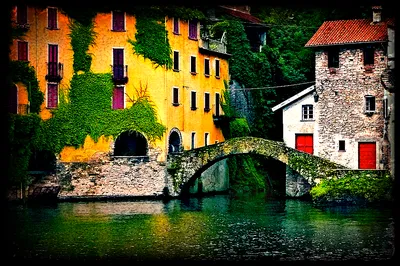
[9,4,230,164]
[273,7,394,175]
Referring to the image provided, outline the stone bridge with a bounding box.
[165,136,348,197]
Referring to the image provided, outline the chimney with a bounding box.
[372,6,382,23]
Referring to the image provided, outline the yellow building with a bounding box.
[9,5,230,163]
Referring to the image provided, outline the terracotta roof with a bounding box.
[219,5,263,24]
[305,18,394,47]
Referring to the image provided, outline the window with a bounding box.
[16,5,27,25]
[188,19,198,39]
[383,97,388,118]
[191,132,196,149]
[112,86,124,109]
[173,17,179,34]
[47,7,57,29]
[204,58,210,76]
[328,47,339,68]
[190,56,196,74]
[205,133,209,146]
[47,83,58,108]
[48,44,58,76]
[365,95,375,113]
[113,48,124,79]
[364,46,374,65]
[339,140,345,151]
[204,92,210,112]
[172,87,179,106]
[18,41,28,61]
[112,11,125,31]
[302,105,313,120]
[215,92,220,116]
[215,59,220,78]
[191,91,197,110]
[173,51,179,71]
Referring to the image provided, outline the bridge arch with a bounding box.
[166,137,346,197]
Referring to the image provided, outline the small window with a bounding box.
[191,132,196,149]
[191,91,197,110]
[204,132,209,146]
[190,56,196,74]
[112,11,125,31]
[365,95,375,113]
[173,17,179,34]
[17,5,28,25]
[188,19,198,40]
[47,83,58,108]
[173,51,179,71]
[215,92,220,116]
[364,46,374,65]
[339,140,345,151]
[47,7,57,29]
[17,41,28,61]
[383,97,388,118]
[215,59,220,78]
[172,87,179,106]
[328,47,339,68]
[204,92,210,112]
[302,105,313,120]
[112,86,124,109]
[204,58,210,76]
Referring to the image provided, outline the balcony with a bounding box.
[45,62,63,83]
[199,35,230,56]
[111,65,128,85]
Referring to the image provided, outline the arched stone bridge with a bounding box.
[165,136,347,197]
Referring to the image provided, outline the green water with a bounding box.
[6,193,395,262]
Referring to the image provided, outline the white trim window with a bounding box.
[365,95,376,113]
[302,104,313,120]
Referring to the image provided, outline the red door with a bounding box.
[359,142,376,169]
[295,134,313,154]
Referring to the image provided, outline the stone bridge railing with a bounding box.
[165,137,347,197]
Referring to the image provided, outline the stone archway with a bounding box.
[168,127,182,154]
[113,131,148,156]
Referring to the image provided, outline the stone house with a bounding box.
[273,6,394,174]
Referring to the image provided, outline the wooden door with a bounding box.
[359,142,376,169]
[295,134,313,154]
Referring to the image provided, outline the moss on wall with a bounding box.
[310,171,393,203]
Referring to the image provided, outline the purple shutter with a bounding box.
[173,18,179,34]
[17,5,28,24]
[113,11,124,31]
[48,8,57,29]
[18,42,28,61]
[47,84,58,108]
[48,44,58,76]
[189,20,197,39]
[113,87,124,109]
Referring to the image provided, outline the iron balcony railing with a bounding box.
[111,65,128,84]
[45,62,63,83]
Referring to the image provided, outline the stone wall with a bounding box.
[315,45,388,169]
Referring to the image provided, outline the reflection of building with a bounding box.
[9,4,230,164]
[273,7,394,174]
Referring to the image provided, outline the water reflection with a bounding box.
[7,194,394,262]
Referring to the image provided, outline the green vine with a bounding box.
[9,60,44,113]
[69,20,96,73]
[128,9,172,69]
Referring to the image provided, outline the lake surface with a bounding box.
[6,193,395,263]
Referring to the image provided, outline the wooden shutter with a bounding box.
[113,87,124,109]
[47,84,58,108]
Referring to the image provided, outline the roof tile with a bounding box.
[305,18,394,47]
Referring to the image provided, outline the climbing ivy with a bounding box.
[69,21,96,73]
[9,61,44,113]
[128,10,172,69]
